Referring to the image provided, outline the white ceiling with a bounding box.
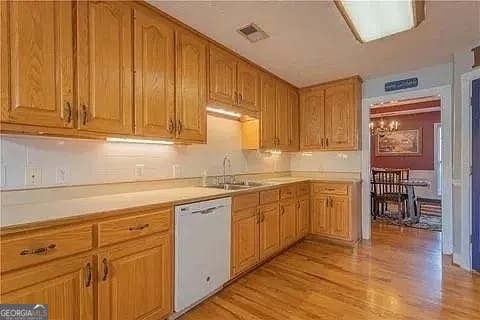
[151,1,480,87]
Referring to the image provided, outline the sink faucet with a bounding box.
[222,156,231,184]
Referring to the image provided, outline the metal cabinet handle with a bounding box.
[168,119,175,134]
[102,258,109,281]
[20,243,56,255]
[234,92,238,103]
[321,138,324,147]
[297,201,301,209]
[177,120,183,135]
[280,206,285,215]
[81,105,89,126]
[128,223,149,231]
[325,138,329,147]
[261,212,265,222]
[64,101,72,123]
[239,93,243,103]
[85,263,92,287]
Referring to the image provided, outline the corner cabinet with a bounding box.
[310,182,361,244]
[300,76,362,151]
[76,1,133,135]
[0,1,74,129]
[175,28,207,143]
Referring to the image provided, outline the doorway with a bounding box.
[361,85,453,254]
[471,78,480,271]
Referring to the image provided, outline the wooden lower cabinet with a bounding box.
[98,233,172,320]
[296,195,310,239]
[231,208,260,277]
[259,203,281,259]
[280,199,297,248]
[1,254,94,320]
[310,182,360,243]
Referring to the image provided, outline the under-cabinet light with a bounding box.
[335,0,425,43]
[106,137,174,145]
[206,107,241,118]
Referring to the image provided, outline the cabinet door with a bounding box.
[1,1,74,128]
[259,203,280,260]
[288,87,300,151]
[280,200,297,248]
[237,60,260,111]
[324,82,356,150]
[296,196,310,238]
[260,73,277,149]
[311,194,329,235]
[134,8,175,138]
[98,234,172,320]
[300,87,324,150]
[1,255,94,320]
[329,196,350,239]
[77,1,133,134]
[231,209,260,277]
[175,28,207,142]
[275,81,290,150]
[208,45,237,106]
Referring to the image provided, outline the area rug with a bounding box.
[373,211,442,232]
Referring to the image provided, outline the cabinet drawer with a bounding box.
[233,192,259,211]
[280,186,295,199]
[97,209,171,247]
[232,207,258,222]
[1,225,93,273]
[259,189,280,204]
[312,183,349,195]
[296,182,310,196]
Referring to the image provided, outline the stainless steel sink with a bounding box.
[202,181,267,190]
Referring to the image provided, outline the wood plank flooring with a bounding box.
[181,223,480,320]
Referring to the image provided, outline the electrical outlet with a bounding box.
[135,164,144,178]
[25,167,42,186]
[172,164,182,178]
[56,167,68,184]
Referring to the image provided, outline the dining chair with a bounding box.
[372,169,407,224]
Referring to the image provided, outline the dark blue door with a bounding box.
[472,78,480,271]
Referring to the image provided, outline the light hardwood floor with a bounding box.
[181,223,480,320]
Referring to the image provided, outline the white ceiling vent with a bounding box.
[237,23,269,43]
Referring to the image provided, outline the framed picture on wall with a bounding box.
[376,128,423,156]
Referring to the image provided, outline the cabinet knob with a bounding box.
[81,105,89,126]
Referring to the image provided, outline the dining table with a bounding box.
[370,179,430,223]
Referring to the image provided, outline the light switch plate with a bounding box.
[56,167,68,184]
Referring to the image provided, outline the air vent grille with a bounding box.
[237,23,269,43]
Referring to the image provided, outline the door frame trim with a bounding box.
[361,85,453,255]
[460,67,480,270]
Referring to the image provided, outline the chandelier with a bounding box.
[369,119,399,137]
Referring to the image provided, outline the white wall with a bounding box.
[290,151,361,173]
[0,116,290,190]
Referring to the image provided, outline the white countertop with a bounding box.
[1,177,360,228]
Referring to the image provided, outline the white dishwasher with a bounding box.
[174,197,231,315]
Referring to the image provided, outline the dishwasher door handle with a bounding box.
[191,205,225,215]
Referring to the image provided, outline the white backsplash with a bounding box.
[290,151,362,172]
[0,116,290,190]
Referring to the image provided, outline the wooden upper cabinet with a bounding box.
[134,8,175,138]
[300,87,324,150]
[98,234,172,320]
[275,81,290,149]
[175,28,207,142]
[1,255,94,320]
[260,73,277,149]
[0,1,74,128]
[77,1,133,135]
[324,82,357,150]
[300,76,361,151]
[237,60,260,112]
[208,45,237,106]
[288,86,300,151]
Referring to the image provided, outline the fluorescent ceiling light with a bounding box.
[106,137,174,145]
[206,107,241,118]
[335,0,425,43]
